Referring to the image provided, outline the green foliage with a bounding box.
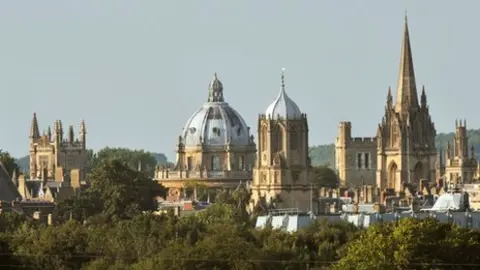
[312,166,338,187]
[334,218,480,270]
[5,205,480,269]
[0,149,19,178]
[309,144,335,167]
[55,159,164,222]
[309,129,480,166]
[90,147,158,177]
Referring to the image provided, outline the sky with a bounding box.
[0,0,478,161]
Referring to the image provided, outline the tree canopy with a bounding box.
[312,165,338,188]
[54,159,164,221]
[0,150,19,178]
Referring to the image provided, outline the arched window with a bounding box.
[211,156,221,171]
[261,125,268,150]
[290,127,298,150]
[274,125,284,152]
[388,163,398,189]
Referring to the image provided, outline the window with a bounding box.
[261,126,268,150]
[238,155,244,170]
[364,153,370,169]
[290,128,298,150]
[187,156,193,170]
[275,125,284,152]
[211,156,221,171]
[357,153,362,169]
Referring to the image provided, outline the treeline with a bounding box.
[0,160,478,269]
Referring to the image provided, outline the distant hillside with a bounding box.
[15,151,171,175]
[308,129,480,166]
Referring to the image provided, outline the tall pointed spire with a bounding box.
[29,113,40,139]
[395,13,419,113]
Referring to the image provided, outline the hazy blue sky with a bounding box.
[0,1,478,160]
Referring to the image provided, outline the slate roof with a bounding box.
[0,162,21,201]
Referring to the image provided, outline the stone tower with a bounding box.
[444,120,478,185]
[251,69,313,211]
[376,16,437,191]
[29,113,88,182]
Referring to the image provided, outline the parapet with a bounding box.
[352,137,377,143]
[338,121,352,127]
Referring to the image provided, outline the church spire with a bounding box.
[29,113,40,139]
[395,14,419,113]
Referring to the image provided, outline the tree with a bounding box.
[11,220,92,269]
[88,159,159,219]
[0,150,19,178]
[312,166,338,187]
[90,147,159,177]
[334,218,480,270]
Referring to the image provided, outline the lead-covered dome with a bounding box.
[265,69,302,119]
[182,74,251,147]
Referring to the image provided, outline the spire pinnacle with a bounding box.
[281,68,286,93]
[394,14,419,113]
[29,113,40,139]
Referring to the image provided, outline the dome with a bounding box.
[181,74,251,147]
[265,69,302,119]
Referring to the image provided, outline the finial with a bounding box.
[405,9,408,23]
[281,68,286,92]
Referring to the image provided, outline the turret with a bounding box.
[337,122,352,147]
[29,113,40,140]
[47,126,52,141]
[68,125,74,144]
[421,85,427,108]
[54,120,63,142]
[386,86,393,109]
[80,119,86,149]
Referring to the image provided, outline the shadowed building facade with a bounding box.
[250,70,313,211]
[155,74,256,200]
[335,16,437,191]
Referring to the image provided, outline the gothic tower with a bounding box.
[29,113,89,182]
[376,16,437,191]
[444,119,478,185]
[251,69,313,211]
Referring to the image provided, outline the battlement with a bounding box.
[352,137,377,143]
[338,121,352,127]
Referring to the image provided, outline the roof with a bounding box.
[265,69,302,120]
[0,162,21,201]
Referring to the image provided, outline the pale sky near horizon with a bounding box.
[0,1,478,161]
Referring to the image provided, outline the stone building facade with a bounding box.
[29,113,88,182]
[444,120,479,185]
[22,113,88,202]
[250,70,314,212]
[335,17,437,192]
[155,74,257,200]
